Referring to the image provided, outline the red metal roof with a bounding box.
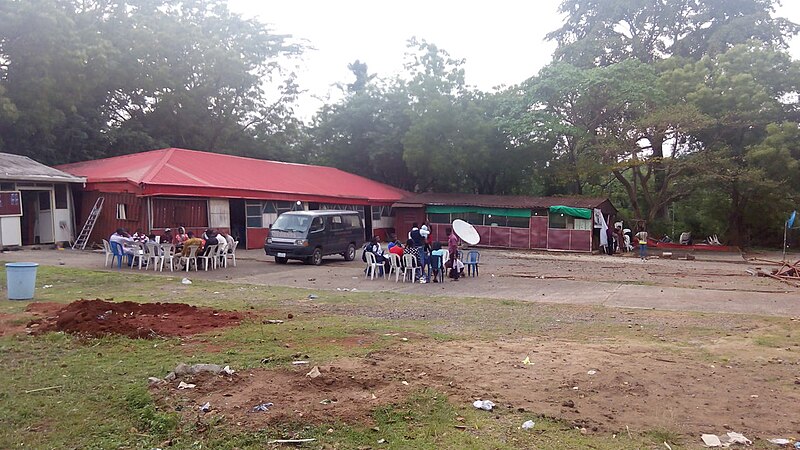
[57,148,409,205]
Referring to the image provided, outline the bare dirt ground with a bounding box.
[4,247,800,444]
[5,247,799,316]
[27,299,242,338]
[156,332,800,439]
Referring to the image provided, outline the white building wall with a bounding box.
[0,216,22,246]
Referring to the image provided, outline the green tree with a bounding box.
[548,0,798,67]
[0,0,304,164]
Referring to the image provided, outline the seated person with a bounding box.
[429,242,445,282]
[201,229,219,256]
[180,232,204,257]
[215,230,228,253]
[172,226,188,248]
[132,228,149,243]
[161,228,174,246]
[223,232,236,253]
[403,239,421,279]
[389,240,404,257]
[364,236,386,261]
[110,228,134,256]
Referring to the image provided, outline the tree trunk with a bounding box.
[728,183,745,247]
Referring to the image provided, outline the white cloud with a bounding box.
[228,0,800,120]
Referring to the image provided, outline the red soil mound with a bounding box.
[29,299,241,339]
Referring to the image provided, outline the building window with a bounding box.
[548,212,574,229]
[246,201,263,228]
[55,185,68,209]
[0,183,14,191]
[37,191,51,211]
[506,216,531,228]
[116,203,128,220]
[372,206,382,221]
[427,213,450,224]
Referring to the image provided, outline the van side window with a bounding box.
[309,217,324,233]
[343,215,361,230]
[330,215,344,230]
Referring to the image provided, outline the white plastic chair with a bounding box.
[225,241,239,267]
[159,243,176,272]
[214,244,227,269]
[402,253,419,283]
[197,244,218,271]
[146,242,162,270]
[180,245,200,272]
[386,253,402,282]
[364,251,382,280]
[102,239,113,267]
[130,242,147,269]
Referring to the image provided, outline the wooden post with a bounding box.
[783,221,788,262]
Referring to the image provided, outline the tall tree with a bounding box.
[0,0,304,164]
[547,0,799,67]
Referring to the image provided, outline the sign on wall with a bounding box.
[0,191,22,217]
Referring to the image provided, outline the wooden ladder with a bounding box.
[72,197,104,250]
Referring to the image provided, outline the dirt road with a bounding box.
[5,247,798,317]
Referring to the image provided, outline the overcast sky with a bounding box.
[228,0,800,120]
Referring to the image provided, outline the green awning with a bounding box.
[549,205,592,219]
[426,205,532,218]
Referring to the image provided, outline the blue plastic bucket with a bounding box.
[5,262,39,300]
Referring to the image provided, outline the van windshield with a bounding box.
[271,214,312,233]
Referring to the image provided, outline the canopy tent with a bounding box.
[549,205,592,219]
[425,205,531,218]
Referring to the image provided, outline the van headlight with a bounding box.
[266,237,273,244]
[295,239,309,247]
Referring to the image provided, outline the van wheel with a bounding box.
[308,248,323,266]
[275,256,288,264]
[343,243,356,261]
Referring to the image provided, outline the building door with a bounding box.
[229,199,246,248]
[19,189,55,245]
[36,190,54,243]
[363,206,373,242]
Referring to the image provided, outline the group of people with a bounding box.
[109,226,236,266]
[602,223,649,260]
[362,222,465,282]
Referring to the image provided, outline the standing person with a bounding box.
[420,222,431,244]
[635,227,649,260]
[446,227,460,281]
[408,222,420,241]
[605,226,616,255]
[409,223,428,282]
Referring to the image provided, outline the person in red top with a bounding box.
[389,240,404,257]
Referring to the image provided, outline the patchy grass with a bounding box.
[1,264,796,448]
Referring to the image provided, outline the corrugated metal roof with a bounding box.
[0,153,86,184]
[57,148,409,203]
[394,192,616,212]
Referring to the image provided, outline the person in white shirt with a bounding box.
[223,232,236,253]
[110,228,134,256]
[216,232,228,253]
